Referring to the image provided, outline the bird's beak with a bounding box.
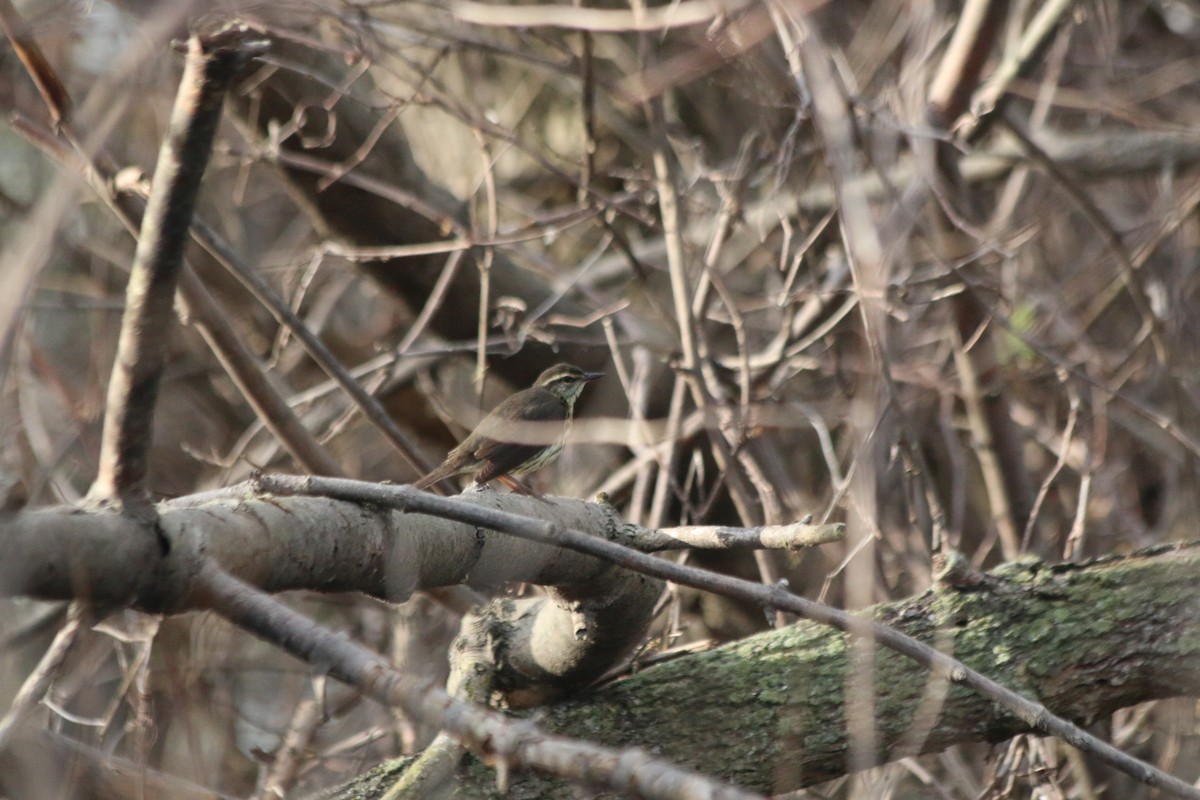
[583,371,605,382]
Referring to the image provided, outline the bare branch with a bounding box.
[186,216,440,477]
[632,520,843,552]
[178,267,346,477]
[0,0,70,123]
[257,476,1200,800]
[0,602,88,751]
[11,114,345,479]
[453,0,757,32]
[194,562,763,800]
[0,478,1195,795]
[0,727,235,800]
[91,29,266,505]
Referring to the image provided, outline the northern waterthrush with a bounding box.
[414,363,603,492]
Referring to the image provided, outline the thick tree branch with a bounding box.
[326,544,1200,798]
[2,476,1190,794]
[0,484,827,610]
[257,477,1200,799]
[2,489,1200,796]
[91,29,265,505]
[0,485,673,711]
[0,489,643,606]
[193,562,761,800]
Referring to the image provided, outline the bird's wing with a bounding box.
[470,390,567,482]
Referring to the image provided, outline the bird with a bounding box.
[413,363,604,493]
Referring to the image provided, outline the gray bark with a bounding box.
[0,487,662,706]
[318,544,1200,798]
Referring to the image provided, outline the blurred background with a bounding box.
[2,0,1200,796]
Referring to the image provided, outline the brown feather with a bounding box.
[413,364,600,491]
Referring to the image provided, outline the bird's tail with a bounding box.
[413,466,455,491]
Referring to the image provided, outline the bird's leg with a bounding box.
[498,474,545,499]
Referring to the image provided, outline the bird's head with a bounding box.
[534,363,604,404]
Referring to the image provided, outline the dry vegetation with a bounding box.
[2,0,1200,798]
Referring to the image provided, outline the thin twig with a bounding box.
[577,22,596,201]
[10,115,344,478]
[186,217,439,476]
[397,250,467,353]
[0,602,88,750]
[960,0,1080,141]
[641,39,776,573]
[1020,379,1079,552]
[0,0,70,123]
[999,111,1167,362]
[179,268,346,476]
[952,323,1022,561]
[926,0,1008,126]
[257,697,324,800]
[471,129,498,405]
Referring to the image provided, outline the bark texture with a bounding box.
[321,543,1200,798]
